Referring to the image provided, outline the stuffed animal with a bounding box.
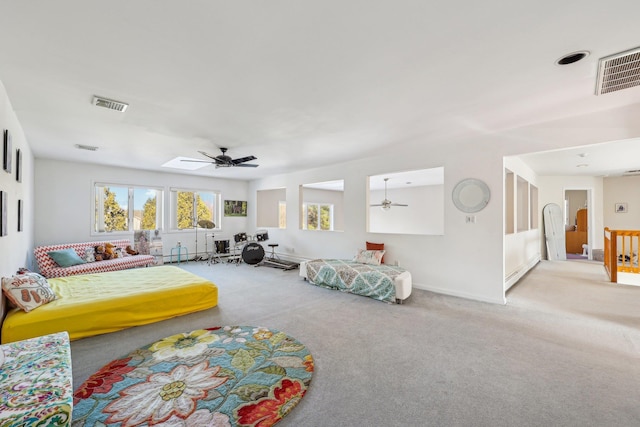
[94,245,108,261]
[126,245,139,256]
[105,243,117,259]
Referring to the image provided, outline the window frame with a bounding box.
[92,182,164,235]
[169,187,222,232]
[302,202,334,231]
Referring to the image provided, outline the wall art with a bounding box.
[615,202,628,213]
[17,199,23,232]
[3,129,11,173]
[0,191,7,236]
[224,200,247,217]
[15,148,22,182]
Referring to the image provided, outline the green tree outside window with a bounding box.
[103,187,127,232]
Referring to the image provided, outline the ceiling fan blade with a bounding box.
[198,151,219,160]
[234,163,259,168]
[181,159,215,163]
[232,155,257,165]
[370,203,383,207]
[390,203,409,207]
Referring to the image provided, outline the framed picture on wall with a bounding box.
[224,200,247,217]
[17,199,23,232]
[0,191,7,236]
[15,148,22,182]
[615,203,628,213]
[3,129,11,173]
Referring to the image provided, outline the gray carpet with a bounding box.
[70,260,640,426]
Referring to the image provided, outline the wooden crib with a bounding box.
[604,228,640,286]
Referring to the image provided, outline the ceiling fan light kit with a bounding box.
[370,178,409,210]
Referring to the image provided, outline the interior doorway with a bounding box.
[564,189,590,260]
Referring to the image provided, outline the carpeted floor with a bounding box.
[70,260,640,426]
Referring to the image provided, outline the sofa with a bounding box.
[34,239,155,278]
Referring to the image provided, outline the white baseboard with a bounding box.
[504,255,540,291]
[411,282,506,305]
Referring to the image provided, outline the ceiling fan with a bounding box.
[182,147,259,168]
[370,178,408,210]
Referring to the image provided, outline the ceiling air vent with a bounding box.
[92,95,128,112]
[596,46,640,95]
[623,169,640,176]
[75,144,99,151]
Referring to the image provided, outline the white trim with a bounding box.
[412,282,507,305]
[504,256,540,291]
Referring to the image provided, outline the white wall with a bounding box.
[503,157,541,291]
[0,82,35,276]
[249,137,506,304]
[603,175,640,229]
[369,185,444,235]
[34,159,250,260]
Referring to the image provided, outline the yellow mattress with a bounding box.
[1,266,218,344]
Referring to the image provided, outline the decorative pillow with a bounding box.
[1,273,57,312]
[366,241,385,264]
[84,246,96,262]
[48,248,87,267]
[354,249,385,266]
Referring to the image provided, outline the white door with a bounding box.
[543,203,566,261]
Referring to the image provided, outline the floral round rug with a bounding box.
[72,326,314,426]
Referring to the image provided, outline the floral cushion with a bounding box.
[84,246,96,262]
[1,273,57,312]
[0,332,73,426]
[366,241,385,263]
[353,249,385,266]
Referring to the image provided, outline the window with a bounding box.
[302,203,333,231]
[94,184,163,233]
[170,188,220,230]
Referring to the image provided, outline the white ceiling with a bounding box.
[516,138,640,177]
[1,2,640,180]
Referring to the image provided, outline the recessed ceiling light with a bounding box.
[577,153,589,158]
[576,163,589,168]
[556,51,590,65]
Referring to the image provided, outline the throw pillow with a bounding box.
[366,241,385,264]
[84,246,96,263]
[354,249,385,266]
[1,272,57,312]
[48,248,86,268]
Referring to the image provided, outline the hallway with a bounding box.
[507,259,639,357]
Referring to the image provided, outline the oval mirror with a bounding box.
[452,178,490,213]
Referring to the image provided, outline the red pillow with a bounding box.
[366,241,385,264]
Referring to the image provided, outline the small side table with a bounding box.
[170,246,188,264]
